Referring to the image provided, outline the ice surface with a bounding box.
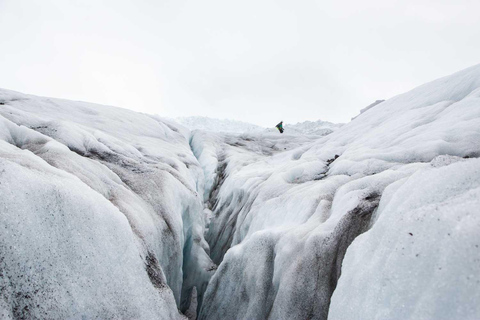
[195,64,480,319]
[328,158,480,320]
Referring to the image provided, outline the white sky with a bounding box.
[0,0,479,127]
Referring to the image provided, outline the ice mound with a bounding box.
[0,89,215,318]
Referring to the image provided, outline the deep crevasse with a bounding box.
[193,64,480,320]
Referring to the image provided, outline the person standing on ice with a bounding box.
[275,121,284,133]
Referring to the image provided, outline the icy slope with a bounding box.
[194,64,480,319]
[351,99,384,120]
[0,90,214,319]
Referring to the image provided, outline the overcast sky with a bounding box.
[0,0,479,127]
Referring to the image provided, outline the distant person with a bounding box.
[275,121,284,133]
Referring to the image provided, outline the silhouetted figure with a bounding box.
[275,121,284,134]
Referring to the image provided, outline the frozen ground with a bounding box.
[1,63,480,320]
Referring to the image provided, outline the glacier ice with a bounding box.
[0,90,214,318]
[1,63,480,320]
[0,141,182,319]
[328,158,480,320]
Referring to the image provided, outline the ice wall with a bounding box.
[195,64,480,319]
[328,157,480,320]
[0,90,215,318]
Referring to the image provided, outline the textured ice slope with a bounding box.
[328,157,480,320]
[0,90,215,319]
[195,64,480,319]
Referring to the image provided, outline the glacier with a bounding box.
[1,63,480,320]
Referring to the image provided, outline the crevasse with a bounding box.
[1,63,480,320]
[192,64,480,320]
